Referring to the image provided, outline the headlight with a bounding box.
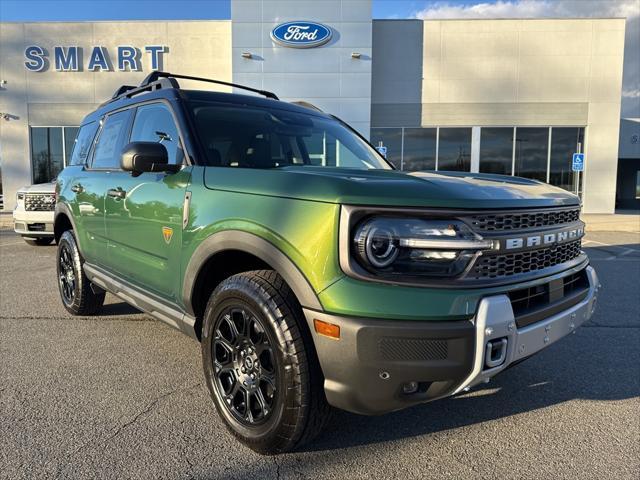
[352,217,495,279]
[16,192,25,202]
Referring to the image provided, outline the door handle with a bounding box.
[71,184,83,193]
[107,188,126,199]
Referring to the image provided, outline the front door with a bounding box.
[103,102,191,301]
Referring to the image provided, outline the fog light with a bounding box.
[402,381,419,394]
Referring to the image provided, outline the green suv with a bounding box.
[55,72,600,454]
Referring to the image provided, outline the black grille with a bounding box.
[469,208,580,232]
[509,269,590,328]
[378,337,448,361]
[470,240,583,279]
[25,193,55,211]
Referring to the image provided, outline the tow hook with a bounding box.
[485,338,508,369]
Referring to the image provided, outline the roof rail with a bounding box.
[99,77,179,108]
[112,85,136,98]
[291,100,323,112]
[139,71,279,100]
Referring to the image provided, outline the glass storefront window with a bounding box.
[31,127,63,184]
[549,127,584,192]
[370,128,402,169]
[437,128,471,172]
[403,128,436,171]
[480,127,513,175]
[30,126,79,184]
[514,127,548,182]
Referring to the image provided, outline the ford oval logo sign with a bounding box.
[270,21,333,48]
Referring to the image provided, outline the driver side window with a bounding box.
[130,103,184,165]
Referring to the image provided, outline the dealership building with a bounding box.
[0,0,629,212]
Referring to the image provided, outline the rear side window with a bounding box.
[91,110,131,169]
[130,103,184,165]
[69,122,98,166]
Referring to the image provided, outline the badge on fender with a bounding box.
[162,226,173,244]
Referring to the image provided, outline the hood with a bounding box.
[203,167,580,209]
[18,182,56,194]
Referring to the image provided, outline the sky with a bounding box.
[0,0,638,116]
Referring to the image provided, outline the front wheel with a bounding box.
[201,270,330,454]
[57,230,105,315]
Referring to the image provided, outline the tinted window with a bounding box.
[92,110,131,169]
[190,102,390,170]
[69,122,98,166]
[438,128,471,172]
[130,103,184,165]
[480,128,513,175]
[514,127,549,182]
[64,127,79,162]
[31,127,63,184]
[370,128,402,169]
[403,128,436,171]
[549,127,584,191]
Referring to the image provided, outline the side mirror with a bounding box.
[121,142,180,176]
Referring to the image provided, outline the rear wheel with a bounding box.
[201,270,330,454]
[24,237,54,246]
[57,230,105,315]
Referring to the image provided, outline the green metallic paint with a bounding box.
[59,159,584,325]
[104,168,192,301]
[182,167,342,300]
[203,166,580,209]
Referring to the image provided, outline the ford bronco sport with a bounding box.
[54,72,600,454]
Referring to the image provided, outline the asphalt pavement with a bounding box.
[1,229,638,479]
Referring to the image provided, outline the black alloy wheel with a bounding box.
[201,270,331,454]
[212,307,278,425]
[56,230,105,315]
[58,242,76,305]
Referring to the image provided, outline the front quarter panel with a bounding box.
[181,167,343,311]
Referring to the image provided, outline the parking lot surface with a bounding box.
[1,229,639,479]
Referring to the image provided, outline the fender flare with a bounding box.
[182,230,323,315]
[54,203,82,250]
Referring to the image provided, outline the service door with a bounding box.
[103,102,191,301]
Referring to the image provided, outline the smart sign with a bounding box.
[270,21,332,48]
[24,45,167,72]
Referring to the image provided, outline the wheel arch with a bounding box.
[54,203,77,243]
[183,231,323,337]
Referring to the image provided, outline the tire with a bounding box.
[56,230,105,315]
[24,237,54,246]
[201,270,331,454]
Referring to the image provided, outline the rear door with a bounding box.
[73,110,132,265]
[103,101,191,301]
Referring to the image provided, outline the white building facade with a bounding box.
[0,0,626,212]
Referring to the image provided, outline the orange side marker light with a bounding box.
[314,319,340,340]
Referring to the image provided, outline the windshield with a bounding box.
[189,101,392,170]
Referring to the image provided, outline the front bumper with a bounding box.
[304,266,600,415]
[13,210,54,237]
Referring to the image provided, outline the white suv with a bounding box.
[13,182,56,245]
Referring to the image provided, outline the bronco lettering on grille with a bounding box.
[502,226,584,250]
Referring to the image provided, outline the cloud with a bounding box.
[413,0,639,20]
[413,0,640,117]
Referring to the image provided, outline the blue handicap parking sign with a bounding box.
[572,153,584,172]
[376,145,387,157]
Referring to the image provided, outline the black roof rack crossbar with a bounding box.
[140,71,279,100]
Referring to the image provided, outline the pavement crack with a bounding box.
[41,382,201,476]
[273,454,282,480]
[102,382,201,444]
